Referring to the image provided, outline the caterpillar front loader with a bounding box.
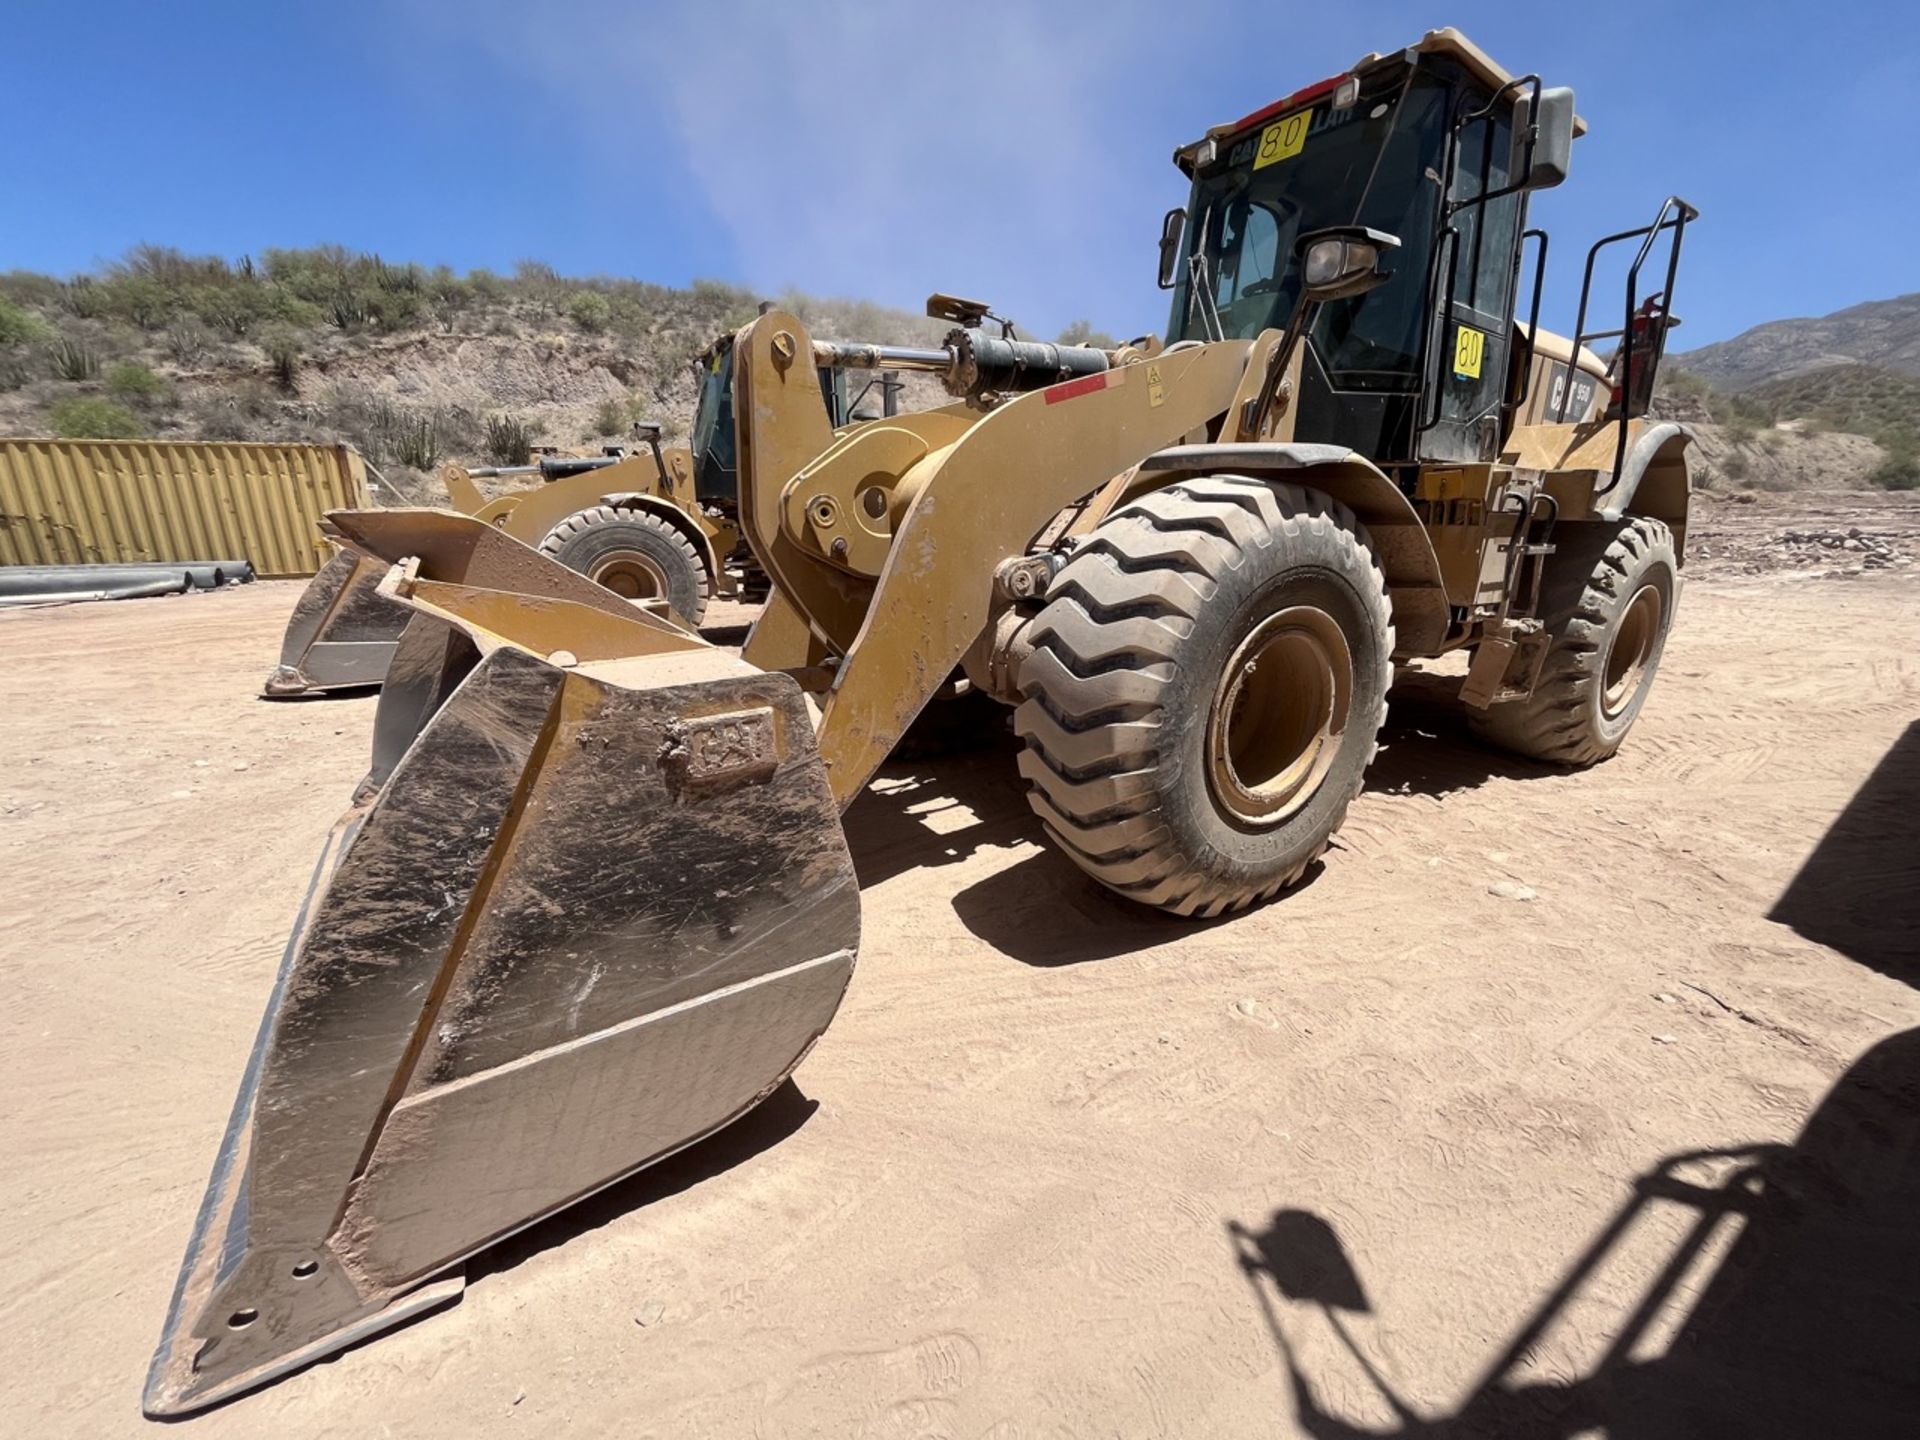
[148,29,1696,1414]
[264,354,903,695]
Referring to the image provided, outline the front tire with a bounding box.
[1469,516,1678,765]
[539,505,711,624]
[1014,477,1394,918]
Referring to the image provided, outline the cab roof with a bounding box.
[1179,28,1587,172]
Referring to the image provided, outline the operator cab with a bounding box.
[1161,29,1688,472]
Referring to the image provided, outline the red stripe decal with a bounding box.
[1230,74,1343,136]
[1044,372,1112,405]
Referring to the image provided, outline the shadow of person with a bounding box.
[1228,1026,1920,1439]
[1768,719,1920,985]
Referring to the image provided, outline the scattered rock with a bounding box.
[1487,879,1537,902]
[634,1301,664,1327]
[1235,999,1257,1017]
[1652,1033,1677,1045]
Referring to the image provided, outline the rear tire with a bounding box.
[1014,477,1394,918]
[1469,516,1678,765]
[539,505,711,624]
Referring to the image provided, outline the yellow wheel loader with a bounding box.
[264,354,900,695]
[149,29,1696,1413]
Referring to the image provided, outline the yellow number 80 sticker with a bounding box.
[1454,325,1486,379]
[1253,110,1312,170]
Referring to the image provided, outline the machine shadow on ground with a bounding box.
[1768,719,1920,987]
[1227,724,1920,1438]
[842,670,1553,966]
[1365,666,1564,799]
[180,1083,821,1413]
[467,1080,820,1284]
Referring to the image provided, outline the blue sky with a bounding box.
[3,0,1915,349]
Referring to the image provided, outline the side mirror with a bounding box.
[1297,226,1401,303]
[1157,207,1187,290]
[1515,86,1575,191]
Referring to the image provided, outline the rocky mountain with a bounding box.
[1674,293,1920,392]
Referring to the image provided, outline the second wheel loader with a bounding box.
[149,28,1696,1415]
[265,347,903,695]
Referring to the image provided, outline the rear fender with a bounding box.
[1597,423,1694,558]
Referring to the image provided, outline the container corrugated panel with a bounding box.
[0,439,369,578]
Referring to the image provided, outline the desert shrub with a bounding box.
[1720,450,1749,481]
[568,290,613,333]
[0,295,50,345]
[49,338,100,381]
[1871,430,1919,491]
[191,380,279,442]
[191,283,264,337]
[61,278,110,319]
[427,266,473,331]
[1723,410,1759,444]
[1056,319,1118,349]
[515,260,566,313]
[164,315,213,365]
[262,327,303,393]
[0,270,63,308]
[592,395,629,437]
[433,404,483,456]
[484,413,533,466]
[51,396,143,438]
[393,413,440,470]
[107,361,168,403]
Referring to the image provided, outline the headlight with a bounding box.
[1304,238,1374,289]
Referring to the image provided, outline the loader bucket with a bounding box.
[149,510,860,1416]
[262,544,413,697]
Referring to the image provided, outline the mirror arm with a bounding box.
[1244,295,1318,438]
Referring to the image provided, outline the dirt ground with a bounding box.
[2,492,1916,1438]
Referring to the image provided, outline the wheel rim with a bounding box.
[1206,605,1353,827]
[1602,583,1663,719]
[587,548,670,601]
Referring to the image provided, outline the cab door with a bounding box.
[1422,100,1526,463]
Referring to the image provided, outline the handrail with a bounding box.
[1560,195,1699,495]
[1503,227,1551,433]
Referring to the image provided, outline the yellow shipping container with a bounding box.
[0,439,369,579]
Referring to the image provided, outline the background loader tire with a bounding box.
[1014,477,1394,918]
[1469,516,1678,765]
[539,505,710,624]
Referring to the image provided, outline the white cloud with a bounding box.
[417,0,1198,336]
